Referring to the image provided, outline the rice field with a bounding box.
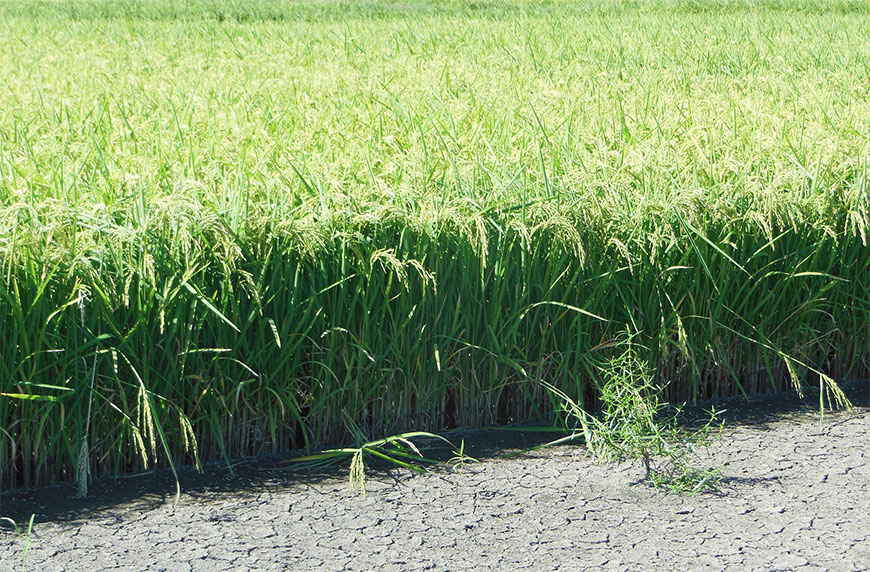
[1,0,868,491]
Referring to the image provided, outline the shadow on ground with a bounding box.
[2,378,866,526]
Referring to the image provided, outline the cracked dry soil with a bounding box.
[2,386,868,571]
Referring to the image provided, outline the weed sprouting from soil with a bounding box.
[1,514,35,567]
[545,348,724,495]
[447,439,481,474]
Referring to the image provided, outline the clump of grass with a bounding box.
[546,348,724,495]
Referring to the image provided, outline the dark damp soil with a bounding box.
[1,379,868,571]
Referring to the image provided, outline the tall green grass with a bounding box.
[1,0,868,490]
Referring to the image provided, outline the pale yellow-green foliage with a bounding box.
[1,2,869,260]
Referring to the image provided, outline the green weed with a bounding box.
[545,348,724,494]
[1,514,35,568]
[447,439,481,474]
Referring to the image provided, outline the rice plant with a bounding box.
[286,429,452,497]
[0,0,867,491]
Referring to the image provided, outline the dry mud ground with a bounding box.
[2,381,868,571]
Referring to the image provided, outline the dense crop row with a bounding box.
[1,0,868,490]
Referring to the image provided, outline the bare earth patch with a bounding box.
[2,389,868,571]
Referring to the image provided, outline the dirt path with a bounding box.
[2,389,868,571]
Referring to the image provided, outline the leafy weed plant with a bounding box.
[546,350,724,495]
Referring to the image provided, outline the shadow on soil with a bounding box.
[2,379,867,526]
[680,377,869,427]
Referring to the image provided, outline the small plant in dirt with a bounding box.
[545,349,724,495]
[1,513,35,568]
[447,439,481,474]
